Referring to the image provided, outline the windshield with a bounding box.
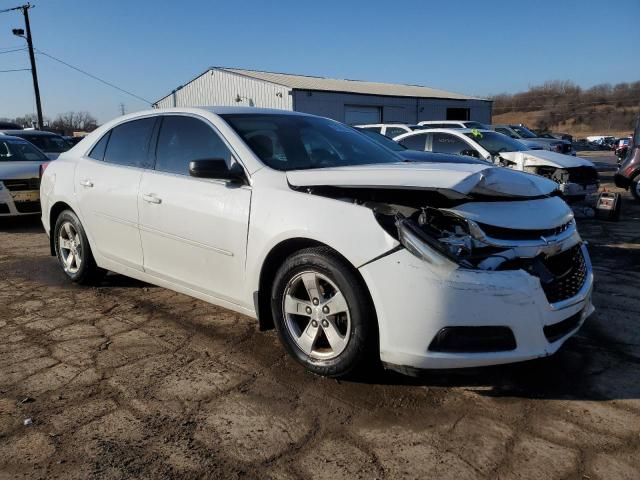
[17,134,71,153]
[0,139,49,161]
[356,128,406,151]
[510,125,537,139]
[464,131,528,154]
[464,121,490,129]
[222,114,403,170]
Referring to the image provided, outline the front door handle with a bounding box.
[80,179,94,188]
[142,193,162,204]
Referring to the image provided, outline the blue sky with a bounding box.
[1,0,639,123]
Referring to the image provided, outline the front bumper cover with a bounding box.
[359,243,594,371]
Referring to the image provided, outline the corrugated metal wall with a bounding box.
[293,91,492,124]
[154,70,492,123]
[154,69,293,110]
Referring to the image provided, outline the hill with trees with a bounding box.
[492,80,639,138]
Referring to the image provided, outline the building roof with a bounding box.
[219,67,486,101]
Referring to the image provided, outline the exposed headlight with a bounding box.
[396,218,451,266]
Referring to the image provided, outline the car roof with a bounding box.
[0,135,33,142]
[0,129,61,136]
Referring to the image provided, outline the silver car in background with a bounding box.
[0,136,50,217]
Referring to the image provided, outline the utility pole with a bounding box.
[119,103,126,115]
[22,4,43,129]
[8,3,43,129]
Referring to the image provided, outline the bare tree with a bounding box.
[51,111,98,133]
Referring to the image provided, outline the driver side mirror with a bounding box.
[189,159,246,183]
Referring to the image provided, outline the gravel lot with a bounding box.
[1,155,639,479]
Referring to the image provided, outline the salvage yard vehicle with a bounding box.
[356,127,488,165]
[354,123,424,138]
[417,120,490,130]
[493,124,576,155]
[0,135,50,217]
[41,108,594,377]
[395,128,599,202]
[0,130,72,160]
[615,118,640,201]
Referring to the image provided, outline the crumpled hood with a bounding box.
[501,150,595,169]
[287,162,557,199]
[0,161,45,180]
[444,196,574,230]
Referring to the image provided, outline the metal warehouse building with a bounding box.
[153,67,492,125]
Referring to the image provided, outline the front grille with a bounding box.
[540,244,587,304]
[0,203,9,214]
[14,200,41,214]
[567,167,598,185]
[1,178,40,191]
[477,220,573,241]
[544,312,582,342]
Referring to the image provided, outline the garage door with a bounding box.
[344,105,381,125]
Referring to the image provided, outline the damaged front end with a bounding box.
[288,163,588,306]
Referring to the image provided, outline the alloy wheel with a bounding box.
[282,271,351,360]
[58,221,83,274]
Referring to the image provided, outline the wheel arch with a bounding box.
[48,201,75,256]
[255,237,376,332]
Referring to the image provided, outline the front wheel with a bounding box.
[271,247,378,378]
[53,210,104,284]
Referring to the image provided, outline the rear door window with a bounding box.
[431,133,473,155]
[154,115,233,175]
[384,127,408,139]
[398,133,427,151]
[103,118,156,168]
[88,132,110,161]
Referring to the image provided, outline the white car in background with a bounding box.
[0,135,50,217]
[41,107,594,377]
[354,123,425,138]
[395,128,599,201]
[417,121,545,151]
[417,120,490,129]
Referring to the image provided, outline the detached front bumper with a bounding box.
[359,244,594,371]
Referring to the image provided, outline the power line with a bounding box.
[0,47,26,54]
[0,67,30,72]
[35,48,153,105]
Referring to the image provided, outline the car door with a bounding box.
[138,114,251,304]
[75,117,156,271]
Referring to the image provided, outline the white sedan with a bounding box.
[394,128,599,202]
[41,108,594,377]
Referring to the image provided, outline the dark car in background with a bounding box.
[0,130,72,160]
[614,118,640,201]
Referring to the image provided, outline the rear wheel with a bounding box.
[631,173,640,202]
[271,247,377,378]
[53,210,104,284]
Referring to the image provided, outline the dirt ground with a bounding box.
[1,156,639,479]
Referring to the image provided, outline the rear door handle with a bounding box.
[80,179,94,188]
[142,193,162,204]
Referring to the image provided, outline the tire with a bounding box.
[53,209,104,284]
[631,173,640,202]
[271,247,378,378]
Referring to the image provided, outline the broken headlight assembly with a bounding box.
[395,208,513,269]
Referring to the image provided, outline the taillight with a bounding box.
[39,162,51,179]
